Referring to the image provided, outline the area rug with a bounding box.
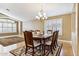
[0,36,24,46]
[10,43,63,56]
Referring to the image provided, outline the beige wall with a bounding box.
[71,12,76,32]
[71,4,77,55]
[48,13,72,41]
[77,3,79,55]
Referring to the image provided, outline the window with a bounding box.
[44,18,62,35]
[0,18,17,33]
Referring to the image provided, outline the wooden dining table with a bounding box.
[33,34,52,56]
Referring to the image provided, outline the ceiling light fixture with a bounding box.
[35,5,47,21]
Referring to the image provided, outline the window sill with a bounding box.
[0,32,18,37]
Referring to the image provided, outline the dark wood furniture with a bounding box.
[10,42,63,56]
[34,30,41,34]
[47,30,53,34]
[54,31,59,48]
[23,31,59,56]
[23,31,41,56]
[9,31,62,56]
[33,34,52,55]
[45,31,56,54]
[45,31,59,54]
[56,43,63,56]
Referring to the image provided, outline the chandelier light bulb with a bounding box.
[36,16,40,19]
[43,13,46,16]
[38,12,42,17]
[35,9,47,20]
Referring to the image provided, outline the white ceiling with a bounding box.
[0,3,74,21]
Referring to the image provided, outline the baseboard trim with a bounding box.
[58,40,76,56]
[58,40,72,44]
[71,42,77,56]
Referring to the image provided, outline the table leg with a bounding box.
[43,38,45,56]
[41,38,45,56]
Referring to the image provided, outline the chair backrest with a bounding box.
[29,30,34,32]
[47,30,52,34]
[35,30,40,34]
[55,31,59,40]
[24,31,34,47]
[51,31,59,45]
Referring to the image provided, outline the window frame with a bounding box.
[44,18,62,36]
[0,18,19,35]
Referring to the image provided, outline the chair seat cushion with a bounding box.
[33,41,41,47]
[45,40,52,45]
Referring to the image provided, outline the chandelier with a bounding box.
[35,9,47,20]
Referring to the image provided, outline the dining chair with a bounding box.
[45,31,59,54]
[56,43,63,56]
[23,31,41,56]
[46,30,53,41]
[54,31,59,48]
[34,30,41,35]
[47,30,53,34]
